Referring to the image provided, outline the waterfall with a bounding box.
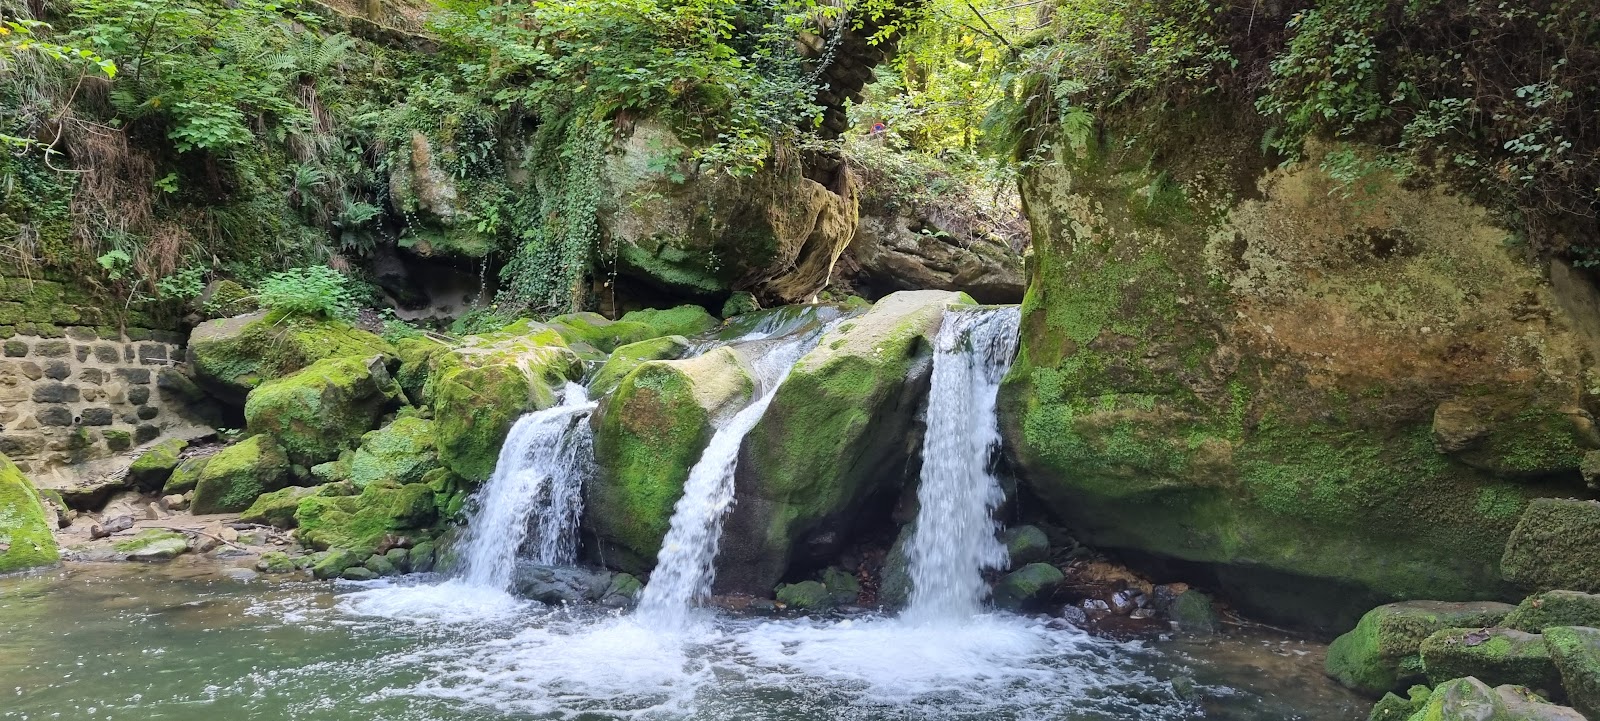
[903,306,1023,624]
[457,382,597,591]
[636,337,814,630]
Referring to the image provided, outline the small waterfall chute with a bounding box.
[456,382,597,591]
[903,305,1023,624]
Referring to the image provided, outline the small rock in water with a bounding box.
[221,567,258,582]
[342,566,379,581]
[1060,604,1090,627]
[1129,608,1155,620]
[1110,589,1138,615]
[1080,598,1112,618]
[256,552,298,574]
[384,548,410,574]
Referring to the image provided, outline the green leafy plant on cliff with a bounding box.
[258,265,358,321]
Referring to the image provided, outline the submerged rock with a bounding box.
[1420,627,1561,693]
[992,562,1064,611]
[512,563,613,604]
[1501,499,1600,594]
[1545,625,1600,719]
[1326,600,1516,696]
[190,435,292,515]
[244,355,405,466]
[187,310,394,406]
[587,346,754,571]
[0,453,58,573]
[720,290,967,593]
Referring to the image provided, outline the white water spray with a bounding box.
[636,337,815,629]
[903,306,1023,624]
[457,383,597,590]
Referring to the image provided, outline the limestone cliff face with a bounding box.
[998,109,1599,629]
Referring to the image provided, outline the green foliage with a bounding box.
[155,266,206,301]
[257,266,358,321]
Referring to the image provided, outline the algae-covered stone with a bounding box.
[342,566,378,581]
[1545,625,1600,719]
[408,540,436,573]
[244,355,404,466]
[602,572,642,605]
[822,567,861,605]
[587,347,754,570]
[720,290,966,593]
[394,336,449,404]
[878,524,914,608]
[162,456,209,495]
[1169,590,1219,634]
[127,438,188,491]
[722,292,760,318]
[428,326,580,483]
[311,549,362,579]
[1420,627,1561,692]
[188,310,394,405]
[1326,601,1516,696]
[364,553,397,576]
[776,580,832,610]
[190,435,292,515]
[0,453,58,573]
[1408,676,1583,721]
[240,485,321,528]
[548,312,656,354]
[1001,525,1050,569]
[256,551,299,573]
[1505,591,1600,633]
[1368,686,1430,721]
[115,529,189,561]
[589,335,691,397]
[619,305,718,339]
[999,124,1594,629]
[1501,499,1600,593]
[347,416,439,487]
[294,481,436,556]
[992,562,1064,610]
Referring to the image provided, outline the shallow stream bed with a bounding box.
[1,561,1365,721]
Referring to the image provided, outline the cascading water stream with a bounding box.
[636,336,817,630]
[902,305,1023,624]
[456,382,597,591]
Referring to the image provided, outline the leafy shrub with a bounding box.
[257,266,357,321]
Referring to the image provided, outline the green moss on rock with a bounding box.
[1369,686,1431,721]
[294,481,436,556]
[127,438,188,492]
[776,580,831,610]
[1501,499,1600,593]
[1544,626,1600,719]
[1407,677,1583,721]
[114,529,189,561]
[992,562,1064,610]
[426,330,580,483]
[244,355,404,466]
[188,310,395,405]
[190,435,292,515]
[588,347,754,570]
[1505,591,1600,633]
[1326,601,1515,696]
[619,305,718,338]
[162,456,209,495]
[0,453,58,573]
[347,416,439,487]
[589,335,690,396]
[1420,627,1561,693]
[240,485,321,528]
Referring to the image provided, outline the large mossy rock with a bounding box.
[190,435,292,515]
[587,347,754,571]
[993,562,1065,611]
[718,290,965,593]
[0,453,58,573]
[346,416,439,487]
[598,121,857,304]
[589,335,691,396]
[1420,627,1561,693]
[1545,626,1600,719]
[244,355,404,466]
[294,481,436,556]
[998,111,1597,629]
[1506,591,1600,633]
[187,310,395,405]
[423,321,582,483]
[1408,677,1584,721]
[1501,499,1600,593]
[240,485,321,528]
[1327,601,1516,696]
[127,438,188,492]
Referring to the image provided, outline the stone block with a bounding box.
[36,406,72,426]
[0,432,46,456]
[134,424,159,444]
[138,344,168,365]
[136,406,159,420]
[43,360,69,380]
[79,407,114,426]
[78,368,106,385]
[74,346,89,362]
[3,339,26,357]
[31,382,80,403]
[91,344,119,363]
[114,368,151,385]
[127,386,150,405]
[16,362,40,381]
[34,340,69,358]
[65,326,97,341]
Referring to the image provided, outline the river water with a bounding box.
[1,560,1365,721]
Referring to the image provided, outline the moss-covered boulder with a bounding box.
[115,529,189,561]
[992,562,1064,610]
[127,438,188,492]
[190,435,292,515]
[1327,601,1516,696]
[244,355,404,466]
[1368,686,1431,721]
[1001,525,1050,569]
[589,335,691,397]
[776,580,832,610]
[718,290,966,592]
[293,480,436,556]
[1505,592,1600,633]
[0,453,58,573]
[1408,677,1584,721]
[394,336,449,404]
[187,310,395,405]
[998,115,1595,629]
[162,456,209,495]
[240,485,322,528]
[1545,626,1600,719]
[619,305,718,338]
[1501,499,1600,593]
[346,416,438,487]
[821,567,861,605]
[598,120,857,303]
[426,322,582,483]
[548,312,657,354]
[587,347,754,571]
[1421,627,1561,693]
